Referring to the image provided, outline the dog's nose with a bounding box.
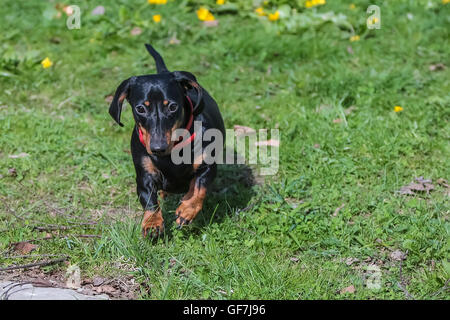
[150,145,167,155]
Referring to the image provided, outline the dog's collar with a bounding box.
[138,96,196,151]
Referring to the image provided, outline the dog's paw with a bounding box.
[175,201,200,228]
[141,209,164,239]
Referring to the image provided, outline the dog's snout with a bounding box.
[150,144,168,155]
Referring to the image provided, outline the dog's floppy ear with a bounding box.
[109,77,136,126]
[173,71,204,115]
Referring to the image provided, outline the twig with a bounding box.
[32,222,96,232]
[429,279,450,297]
[2,253,65,259]
[9,234,101,246]
[0,256,68,272]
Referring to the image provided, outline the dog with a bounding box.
[109,44,225,238]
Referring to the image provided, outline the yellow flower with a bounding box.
[306,0,326,8]
[268,11,280,21]
[216,0,225,5]
[394,106,403,112]
[255,7,265,16]
[148,0,167,4]
[350,4,356,9]
[369,17,379,25]
[196,7,215,21]
[443,0,450,4]
[153,14,161,23]
[41,57,53,69]
[349,35,360,42]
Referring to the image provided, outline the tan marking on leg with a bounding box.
[176,181,207,226]
[144,100,150,106]
[142,156,159,176]
[138,124,152,154]
[141,209,164,237]
[192,153,204,172]
[158,190,168,201]
[163,100,168,106]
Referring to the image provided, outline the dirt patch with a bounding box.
[0,267,139,299]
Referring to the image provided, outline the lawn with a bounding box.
[0,0,449,299]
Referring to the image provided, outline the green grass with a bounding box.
[0,0,449,299]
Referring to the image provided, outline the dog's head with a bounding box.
[109,44,203,156]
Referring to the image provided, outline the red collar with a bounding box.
[138,96,196,150]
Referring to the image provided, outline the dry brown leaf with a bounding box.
[93,276,106,287]
[345,257,359,266]
[9,153,30,159]
[340,285,356,294]
[8,168,17,177]
[91,6,105,16]
[333,118,343,124]
[333,203,345,217]
[234,125,256,135]
[203,20,219,27]
[313,144,320,149]
[390,250,406,261]
[13,242,38,254]
[130,27,142,36]
[399,177,435,195]
[344,106,357,115]
[429,63,446,71]
[104,95,113,103]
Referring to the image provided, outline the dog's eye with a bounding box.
[168,102,178,113]
[135,105,146,114]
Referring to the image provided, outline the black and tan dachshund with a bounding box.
[108,44,225,238]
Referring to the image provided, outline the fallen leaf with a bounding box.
[99,285,117,295]
[344,105,357,115]
[93,276,106,287]
[255,139,280,147]
[390,250,406,261]
[289,257,299,263]
[13,242,38,254]
[130,27,142,36]
[104,95,113,103]
[203,20,219,27]
[65,264,81,289]
[429,63,445,71]
[333,118,343,124]
[91,6,105,16]
[234,125,256,134]
[333,203,345,217]
[345,257,359,266]
[339,285,355,294]
[8,168,17,177]
[399,177,435,195]
[313,144,320,149]
[9,153,30,159]
[347,46,354,55]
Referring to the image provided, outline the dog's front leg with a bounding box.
[175,164,217,227]
[137,177,164,238]
[135,153,165,238]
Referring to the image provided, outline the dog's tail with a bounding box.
[145,44,169,73]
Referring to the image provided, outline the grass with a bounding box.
[0,0,449,299]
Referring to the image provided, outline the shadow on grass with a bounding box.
[160,163,257,238]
